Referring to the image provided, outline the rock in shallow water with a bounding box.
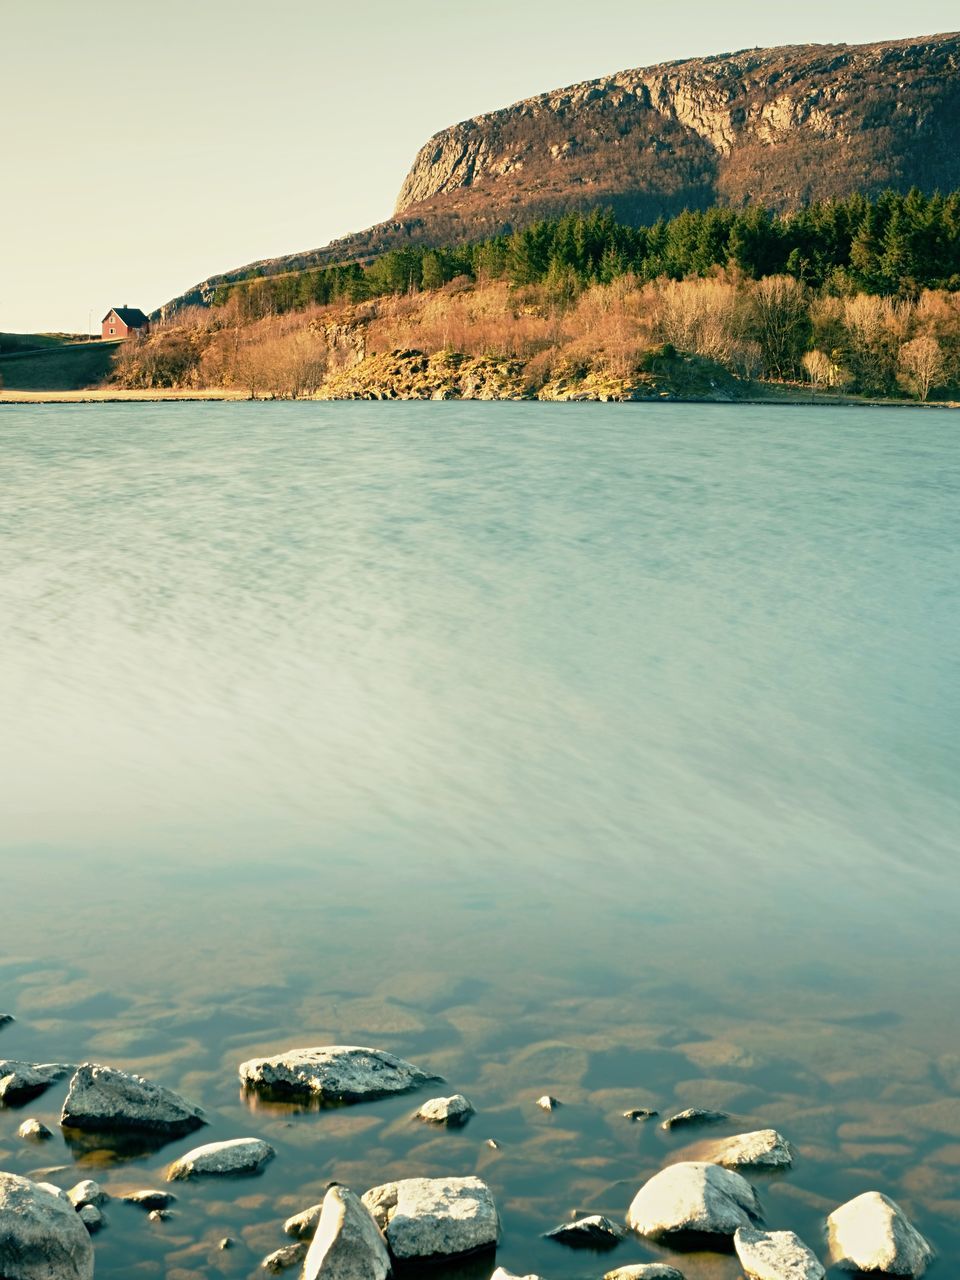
[735,1225,824,1279]
[302,1185,391,1280]
[68,1179,108,1209]
[604,1266,686,1280]
[362,1174,499,1259]
[0,1060,72,1104]
[262,1242,309,1272]
[284,1201,324,1239]
[166,1136,275,1180]
[826,1190,934,1277]
[416,1094,475,1125]
[0,1171,94,1280]
[17,1118,52,1140]
[60,1063,206,1134]
[77,1204,103,1234]
[122,1188,177,1210]
[492,1269,544,1280]
[701,1128,793,1169]
[239,1045,439,1102]
[661,1108,729,1132]
[626,1160,763,1240]
[544,1214,626,1247]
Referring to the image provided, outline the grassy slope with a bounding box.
[0,340,119,390]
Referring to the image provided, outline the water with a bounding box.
[1,400,958,1277]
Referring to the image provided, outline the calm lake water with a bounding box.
[1,401,958,1278]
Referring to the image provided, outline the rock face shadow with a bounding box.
[392,1247,497,1280]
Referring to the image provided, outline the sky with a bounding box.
[3,0,959,333]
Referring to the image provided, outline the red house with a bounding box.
[102,306,150,340]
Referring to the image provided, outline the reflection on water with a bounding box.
[1,401,959,1276]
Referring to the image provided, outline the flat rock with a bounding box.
[18,1119,52,1140]
[262,1242,309,1273]
[623,1109,659,1122]
[661,1108,729,1132]
[0,1171,94,1280]
[416,1094,475,1125]
[302,1185,392,1280]
[68,1179,108,1209]
[284,1201,324,1239]
[0,1060,72,1104]
[122,1188,177,1210]
[61,1062,206,1134]
[239,1045,438,1102]
[701,1129,793,1169]
[826,1191,934,1277]
[362,1174,499,1259]
[77,1204,103,1233]
[166,1136,275,1180]
[735,1226,824,1279]
[545,1213,626,1247]
[604,1266,686,1279]
[626,1161,763,1240]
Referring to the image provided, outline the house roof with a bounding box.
[102,307,149,326]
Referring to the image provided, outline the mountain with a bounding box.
[160,32,960,314]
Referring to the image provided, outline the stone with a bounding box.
[661,1108,728,1131]
[626,1161,763,1240]
[485,1138,501,1149]
[148,1208,170,1222]
[702,1129,793,1169]
[544,1214,626,1247]
[239,1045,439,1102]
[734,1226,824,1279]
[624,1109,659,1121]
[60,1062,206,1134]
[122,1188,177,1210]
[68,1179,108,1209]
[262,1242,308,1273]
[218,1237,234,1250]
[604,1267,686,1279]
[492,1270,543,1280]
[826,1191,934,1277]
[17,1119,52,1140]
[536,1095,559,1111]
[416,1094,475,1125]
[362,1174,499,1259]
[77,1204,103,1233]
[284,1202,324,1239]
[302,1185,392,1280]
[34,1182,69,1202]
[166,1136,275,1180]
[0,1061,72,1104]
[0,1014,12,1029]
[0,1171,94,1280]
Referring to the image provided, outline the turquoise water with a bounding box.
[1,401,958,1277]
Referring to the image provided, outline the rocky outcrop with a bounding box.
[166,1136,275,1180]
[0,1172,94,1280]
[239,1045,438,1102]
[826,1191,934,1277]
[734,1226,825,1279]
[60,1062,206,1134]
[301,1186,392,1280]
[626,1161,763,1240]
[362,1175,499,1260]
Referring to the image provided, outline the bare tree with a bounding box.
[898,336,945,402]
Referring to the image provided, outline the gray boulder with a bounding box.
[416,1094,474,1125]
[735,1226,825,1279]
[302,1185,392,1280]
[826,1191,934,1277]
[0,1061,71,1104]
[77,1205,103,1234]
[239,1045,438,1102]
[17,1119,52,1141]
[262,1242,309,1272]
[122,1189,177,1210]
[60,1062,206,1134]
[604,1267,686,1280]
[67,1180,108,1210]
[492,1270,544,1279]
[0,1171,94,1280]
[701,1129,793,1169]
[284,1202,324,1239]
[544,1214,626,1247]
[166,1136,275,1180]
[626,1161,763,1240]
[661,1108,728,1132]
[362,1174,499,1259]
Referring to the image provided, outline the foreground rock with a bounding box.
[362,1174,499,1259]
[239,1045,438,1102]
[0,1171,94,1280]
[416,1094,474,1125]
[262,1242,309,1273]
[492,1270,544,1279]
[302,1185,391,1280]
[826,1191,934,1277]
[122,1189,177,1210]
[60,1063,206,1134]
[284,1201,324,1239]
[68,1180,108,1209]
[604,1267,686,1280]
[735,1226,824,1279]
[545,1214,626,1247]
[627,1161,763,1240]
[166,1136,275,1180]
[17,1119,52,1140]
[0,1061,72,1104]
[661,1108,729,1132]
[701,1129,793,1169]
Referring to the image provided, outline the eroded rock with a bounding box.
[68,1179,108,1209]
[302,1185,392,1280]
[60,1062,206,1134]
[166,1136,275,1180]
[826,1191,934,1277]
[362,1174,499,1259]
[17,1118,52,1140]
[545,1213,626,1247]
[0,1171,94,1280]
[661,1108,729,1131]
[735,1225,824,1279]
[701,1129,793,1169]
[416,1094,475,1125]
[262,1242,309,1273]
[239,1045,438,1102]
[626,1160,763,1240]
[284,1201,324,1239]
[0,1061,72,1104]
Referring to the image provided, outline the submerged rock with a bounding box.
[702,1129,793,1169]
[362,1174,499,1259]
[0,1171,94,1280]
[60,1062,206,1134]
[661,1108,729,1132]
[545,1214,626,1247]
[735,1226,824,1279]
[77,1204,103,1234]
[17,1118,52,1140]
[826,1191,934,1277]
[0,1060,72,1104]
[626,1161,763,1240]
[262,1242,309,1272]
[239,1045,439,1102]
[302,1185,392,1280]
[604,1266,686,1280]
[623,1109,659,1122]
[122,1188,177,1210]
[68,1179,108,1209]
[416,1094,475,1125]
[166,1136,275,1180]
[284,1201,324,1239]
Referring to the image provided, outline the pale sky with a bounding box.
[3,0,959,333]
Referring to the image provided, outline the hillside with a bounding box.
[0,336,119,391]
[160,31,960,315]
